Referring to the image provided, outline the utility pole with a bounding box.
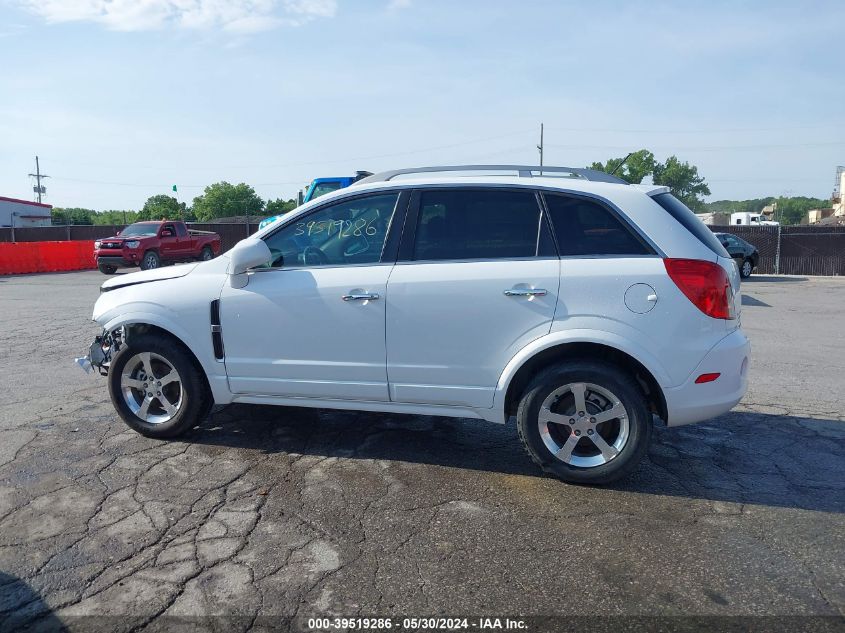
[537,123,544,175]
[28,156,49,203]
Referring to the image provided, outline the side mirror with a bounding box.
[161,229,173,237]
[229,238,272,275]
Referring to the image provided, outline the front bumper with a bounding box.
[75,329,122,376]
[663,328,750,426]
[96,252,140,267]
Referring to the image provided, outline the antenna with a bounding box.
[28,156,49,203]
[609,152,634,177]
[536,123,544,175]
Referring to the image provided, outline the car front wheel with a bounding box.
[740,258,753,279]
[108,333,210,438]
[516,360,652,484]
[140,251,160,270]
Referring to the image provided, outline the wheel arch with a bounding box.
[498,335,669,423]
[102,312,227,403]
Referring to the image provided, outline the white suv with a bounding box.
[84,165,749,484]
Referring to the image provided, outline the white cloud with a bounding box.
[18,0,337,31]
[387,0,411,9]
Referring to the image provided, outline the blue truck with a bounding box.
[259,171,373,229]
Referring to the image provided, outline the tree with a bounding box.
[589,150,710,210]
[589,149,656,184]
[772,196,830,225]
[265,198,297,216]
[703,198,775,215]
[138,194,186,221]
[652,156,711,211]
[51,207,96,225]
[94,210,139,225]
[191,182,264,222]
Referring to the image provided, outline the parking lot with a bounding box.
[1,271,843,630]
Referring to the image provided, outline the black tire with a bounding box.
[739,258,754,279]
[97,262,117,275]
[199,246,214,262]
[516,360,652,485]
[140,250,160,271]
[107,333,210,438]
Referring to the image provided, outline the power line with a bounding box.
[545,140,845,152]
[544,124,845,134]
[42,129,536,173]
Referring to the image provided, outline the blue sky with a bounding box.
[1,0,843,210]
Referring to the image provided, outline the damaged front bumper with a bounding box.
[75,328,124,375]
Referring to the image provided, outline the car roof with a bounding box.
[344,175,668,198]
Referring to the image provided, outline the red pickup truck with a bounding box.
[94,221,222,274]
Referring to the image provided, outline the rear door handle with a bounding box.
[504,288,547,297]
[342,293,380,301]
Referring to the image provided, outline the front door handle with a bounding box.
[342,293,380,301]
[504,288,547,297]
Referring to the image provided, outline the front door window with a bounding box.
[263,193,398,268]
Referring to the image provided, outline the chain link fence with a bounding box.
[0,223,261,255]
[1,222,844,276]
[710,225,845,276]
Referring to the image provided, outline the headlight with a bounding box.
[94,241,102,249]
[125,240,140,248]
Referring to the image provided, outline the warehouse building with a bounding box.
[0,196,52,228]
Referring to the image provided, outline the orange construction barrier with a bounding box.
[0,241,97,275]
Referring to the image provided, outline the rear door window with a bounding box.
[411,189,543,261]
[543,194,653,256]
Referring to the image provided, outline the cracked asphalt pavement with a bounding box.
[0,271,843,631]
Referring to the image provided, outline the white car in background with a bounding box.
[82,165,749,484]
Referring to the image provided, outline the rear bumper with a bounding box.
[663,328,750,426]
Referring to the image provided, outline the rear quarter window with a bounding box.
[652,193,728,257]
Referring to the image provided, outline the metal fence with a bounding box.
[710,225,845,276]
[0,223,261,254]
[1,222,843,276]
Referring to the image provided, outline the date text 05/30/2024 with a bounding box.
[307,617,528,630]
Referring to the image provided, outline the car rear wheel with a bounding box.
[740,258,753,279]
[200,246,214,261]
[108,333,210,438]
[97,262,117,275]
[140,251,160,270]
[516,360,652,484]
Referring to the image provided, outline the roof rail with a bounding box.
[355,165,628,185]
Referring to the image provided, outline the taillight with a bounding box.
[664,258,735,320]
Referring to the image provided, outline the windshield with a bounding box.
[310,181,342,200]
[120,223,160,237]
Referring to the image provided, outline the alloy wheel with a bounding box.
[120,352,183,424]
[537,382,630,468]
